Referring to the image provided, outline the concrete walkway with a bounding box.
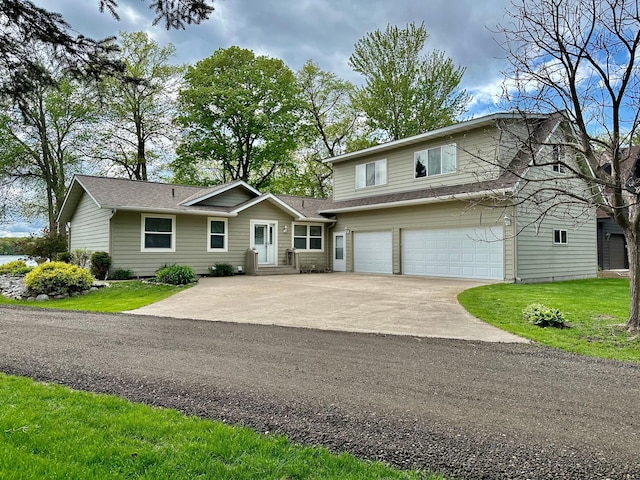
[128,273,527,343]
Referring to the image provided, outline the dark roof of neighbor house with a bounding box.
[57,175,335,224]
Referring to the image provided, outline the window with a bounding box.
[293,224,323,251]
[553,229,568,245]
[208,217,228,252]
[552,145,567,174]
[141,214,175,252]
[356,159,387,188]
[415,144,456,178]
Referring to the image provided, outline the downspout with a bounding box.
[109,209,117,261]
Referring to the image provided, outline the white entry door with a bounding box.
[333,232,346,272]
[253,222,276,265]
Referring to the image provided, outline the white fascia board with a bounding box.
[232,194,306,218]
[108,206,238,217]
[318,188,511,214]
[325,112,549,165]
[181,180,261,206]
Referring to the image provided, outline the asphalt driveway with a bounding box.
[129,273,526,342]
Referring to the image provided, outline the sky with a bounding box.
[2,0,513,237]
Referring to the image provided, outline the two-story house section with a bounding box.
[321,112,597,283]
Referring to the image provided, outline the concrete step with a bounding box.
[255,265,299,276]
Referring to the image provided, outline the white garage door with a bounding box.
[354,231,393,274]
[402,226,503,280]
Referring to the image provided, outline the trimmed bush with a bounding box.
[0,260,32,276]
[155,264,196,285]
[110,268,134,280]
[522,303,569,329]
[210,262,235,277]
[24,261,94,296]
[56,251,73,263]
[90,251,112,280]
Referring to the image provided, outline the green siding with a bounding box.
[69,193,111,253]
[197,188,254,207]
[330,201,513,279]
[333,127,503,202]
[110,202,328,276]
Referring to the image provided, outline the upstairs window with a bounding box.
[552,145,567,174]
[141,214,175,252]
[415,144,456,178]
[356,159,387,188]
[293,224,323,251]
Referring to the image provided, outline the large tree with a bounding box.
[291,60,361,197]
[94,32,184,181]
[0,76,97,232]
[496,0,640,330]
[349,22,470,142]
[173,47,301,190]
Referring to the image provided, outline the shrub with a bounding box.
[90,251,112,280]
[56,251,73,263]
[24,261,94,296]
[110,268,134,280]
[523,303,569,329]
[210,262,235,277]
[155,264,196,285]
[72,249,91,268]
[0,260,32,276]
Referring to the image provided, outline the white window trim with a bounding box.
[414,143,457,179]
[355,159,387,189]
[292,223,324,252]
[553,229,568,245]
[207,217,228,252]
[552,145,567,174]
[141,214,176,252]
[552,164,567,174]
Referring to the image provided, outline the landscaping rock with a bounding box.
[0,274,108,301]
[35,294,49,301]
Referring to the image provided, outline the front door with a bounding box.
[253,222,276,265]
[333,232,346,271]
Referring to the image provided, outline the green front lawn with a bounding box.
[0,374,440,480]
[458,278,640,362]
[0,280,188,312]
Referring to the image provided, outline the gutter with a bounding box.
[106,206,238,217]
[319,188,512,214]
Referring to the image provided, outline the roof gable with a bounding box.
[180,181,261,207]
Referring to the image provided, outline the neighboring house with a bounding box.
[57,176,334,276]
[595,145,640,270]
[58,112,598,282]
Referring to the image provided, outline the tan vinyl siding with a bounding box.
[69,193,111,252]
[333,127,502,202]
[196,188,254,207]
[513,148,597,282]
[110,202,328,276]
[330,201,513,279]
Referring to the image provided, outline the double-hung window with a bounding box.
[293,224,323,251]
[208,217,228,252]
[356,159,387,188]
[415,144,456,178]
[141,214,175,252]
[552,145,567,174]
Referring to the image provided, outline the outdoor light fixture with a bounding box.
[283,225,288,233]
[503,215,511,226]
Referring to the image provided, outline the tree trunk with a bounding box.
[625,228,640,331]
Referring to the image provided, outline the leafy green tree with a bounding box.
[173,47,301,189]
[95,32,185,180]
[293,60,361,197]
[15,228,68,262]
[349,22,469,142]
[0,75,97,231]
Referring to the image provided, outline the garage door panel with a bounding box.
[402,226,503,280]
[354,231,392,274]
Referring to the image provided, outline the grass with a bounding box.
[458,278,640,362]
[0,280,188,312]
[0,374,443,480]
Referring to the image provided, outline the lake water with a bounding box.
[0,255,37,266]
